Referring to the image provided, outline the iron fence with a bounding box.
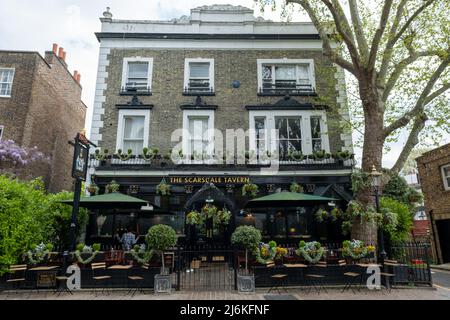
[389,242,432,286]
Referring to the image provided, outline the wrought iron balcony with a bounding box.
[120,83,152,95]
[89,153,355,171]
[183,79,215,96]
[259,80,316,96]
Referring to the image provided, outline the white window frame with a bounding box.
[0,125,4,141]
[442,164,450,191]
[257,59,315,93]
[0,68,15,98]
[116,109,151,154]
[182,109,215,163]
[184,58,215,92]
[121,57,154,91]
[249,110,329,158]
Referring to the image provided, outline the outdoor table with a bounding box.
[283,264,307,287]
[107,265,133,288]
[29,266,60,289]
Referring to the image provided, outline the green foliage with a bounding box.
[92,243,101,252]
[380,197,413,244]
[156,178,171,196]
[290,182,303,193]
[242,182,259,198]
[231,226,262,251]
[383,173,423,209]
[145,224,177,252]
[351,170,371,195]
[0,176,88,275]
[268,240,277,248]
[106,180,120,193]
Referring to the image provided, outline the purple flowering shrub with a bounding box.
[0,140,49,169]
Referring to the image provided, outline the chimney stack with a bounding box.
[73,70,79,79]
[76,73,81,83]
[52,43,58,54]
[58,47,64,59]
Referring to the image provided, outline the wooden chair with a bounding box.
[127,263,148,296]
[268,274,288,294]
[91,262,112,296]
[6,265,27,293]
[381,260,398,292]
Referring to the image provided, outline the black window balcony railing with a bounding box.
[183,79,215,95]
[259,80,316,96]
[120,83,152,95]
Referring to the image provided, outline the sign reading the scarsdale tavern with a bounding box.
[169,176,250,185]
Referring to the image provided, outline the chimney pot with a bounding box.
[74,70,79,78]
[62,50,67,61]
[58,47,64,58]
[52,43,58,54]
[76,73,81,83]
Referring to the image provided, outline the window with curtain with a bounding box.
[188,62,211,92]
[275,117,302,160]
[310,117,323,152]
[0,69,15,97]
[126,62,149,90]
[188,116,209,157]
[255,117,266,159]
[122,116,145,155]
[262,64,311,91]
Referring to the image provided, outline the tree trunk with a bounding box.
[161,250,165,274]
[245,249,248,273]
[351,83,384,245]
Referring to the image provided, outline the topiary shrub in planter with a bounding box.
[146,224,177,294]
[231,226,262,293]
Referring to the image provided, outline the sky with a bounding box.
[1,0,448,169]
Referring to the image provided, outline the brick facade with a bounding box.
[97,49,347,155]
[416,143,450,263]
[0,49,86,192]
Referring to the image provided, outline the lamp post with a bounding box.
[370,165,387,264]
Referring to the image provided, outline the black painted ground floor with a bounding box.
[86,171,353,247]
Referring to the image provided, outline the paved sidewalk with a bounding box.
[432,264,450,272]
[1,287,449,300]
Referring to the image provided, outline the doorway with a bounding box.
[436,219,450,263]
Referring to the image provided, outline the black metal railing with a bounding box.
[120,83,152,95]
[184,79,214,95]
[389,242,432,286]
[89,156,355,170]
[259,80,315,95]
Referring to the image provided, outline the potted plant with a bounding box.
[242,182,259,198]
[146,224,177,293]
[74,243,101,265]
[231,226,262,293]
[26,243,53,266]
[115,149,133,161]
[334,150,353,162]
[311,150,331,161]
[254,241,277,265]
[274,246,288,265]
[93,149,110,165]
[141,147,159,162]
[288,150,306,162]
[296,241,324,264]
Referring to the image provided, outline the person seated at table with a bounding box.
[120,228,139,251]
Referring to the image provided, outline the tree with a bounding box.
[145,224,177,274]
[257,0,449,242]
[231,226,262,272]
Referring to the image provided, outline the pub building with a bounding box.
[86,5,355,248]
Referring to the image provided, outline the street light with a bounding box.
[370,165,387,263]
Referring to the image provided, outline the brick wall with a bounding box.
[98,49,347,154]
[416,143,450,263]
[0,50,86,192]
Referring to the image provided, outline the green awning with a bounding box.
[60,192,148,209]
[245,191,337,208]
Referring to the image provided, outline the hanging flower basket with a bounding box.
[215,208,232,225]
[315,208,329,223]
[156,179,171,196]
[106,180,120,193]
[296,241,324,264]
[186,210,203,225]
[242,182,259,198]
[290,182,304,193]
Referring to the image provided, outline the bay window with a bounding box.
[249,110,329,161]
